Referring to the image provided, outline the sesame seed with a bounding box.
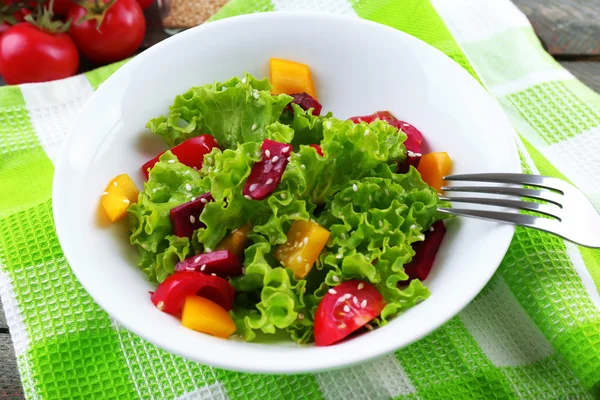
[378,220,383,227]
[186,266,195,271]
[211,273,217,276]
[430,226,435,232]
[266,178,273,185]
[157,301,164,311]
[336,254,343,259]
[303,237,309,245]
[296,256,302,263]
[282,147,290,153]
[364,129,370,136]
[249,183,258,192]
[113,181,118,187]
[365,323,373,331]
[185,183,192,191]
[265,150,271,158]
[251,123,257,131]
[340,233,347,239]
[195,256,202,263]
[358,283,364,290]
[385,189,390,196]
[352,184,358,192]
[352,296,359,305]
[332,275,340,282]
[280,193,286,199]
[328,288,337,295]
[191,197,196,201]
[339,323,347,329]
[419,234,425,240]
[304,263,310,271]
[168,159,175,164]
[298,313,304,320]
[190,215,196,224]
[122,199,130,204]
[271,156,279,163]
[343,305,350,312]
[344,293,352,300]
[244,195,252,200]
[343,197,351,201]
[200,198,208,204]
[200,264,206,271]
[287,157,291,162]
[241,77,247,83]
[361,300,367,308]
[410,224,416,230]
[102,191,108,196]
[301,164,306,170]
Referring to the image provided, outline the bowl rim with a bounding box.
[53,11,519,374]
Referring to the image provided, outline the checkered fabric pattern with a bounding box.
[1,0,599,398]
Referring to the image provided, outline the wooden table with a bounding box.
[1,1,599,398]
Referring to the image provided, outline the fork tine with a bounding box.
[444,173,565,193]
[440,186,563,206]
[439,196,561,220]
[438,207,561,234]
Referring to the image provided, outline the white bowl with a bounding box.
[53,12,519,373]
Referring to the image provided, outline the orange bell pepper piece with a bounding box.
[215,223,252,258]
[270,58,317,99]
[101,174,139,222]
[417,152,453,192]
[275,220,330,279]
[181,295,236,338]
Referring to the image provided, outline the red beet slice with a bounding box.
[349,111,424,173]
[403,221,446,281]
[175,250,243,278]
[286,92,322,116]
[243,140,292,200]
[169,192,214,239]
[310,144,323,156]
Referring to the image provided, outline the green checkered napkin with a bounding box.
[1,0,599,398]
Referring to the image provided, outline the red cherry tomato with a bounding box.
[135,0,154,9]
[68,0,146,64]
[314,280,385,346]
[44,0,73,15]
[142,134,220,179]
[151,271,235,315]
[0,22,79,84]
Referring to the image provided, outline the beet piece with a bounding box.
[243,139,292,200]
[403,221,446,281]
[175,250,243,278]
[349,111,424,173]
[169,192,214,238]
[285,92,322,116]
[309,144,323,156]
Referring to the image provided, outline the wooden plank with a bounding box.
[0,334,24,400]
[560,61,600,93]
[511,0,600,56]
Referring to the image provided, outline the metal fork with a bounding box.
[437,173,600,248]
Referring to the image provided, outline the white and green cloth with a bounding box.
[1,0,599,398]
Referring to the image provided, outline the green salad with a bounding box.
[106,63,450,346]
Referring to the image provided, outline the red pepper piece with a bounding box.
[170,193,214,239]
[175,250,243,278]
[142,134,220,179]
[309,144,323,156]
[243,139,292,200]
[403,221,446,281]
[151,271,235,314]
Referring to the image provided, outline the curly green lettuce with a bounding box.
[147,73,292,148]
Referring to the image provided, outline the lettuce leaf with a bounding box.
[147,73,292,148]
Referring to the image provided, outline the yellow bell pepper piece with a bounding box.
[275,220,330,279]
[270,58,317,99]
[101,174,139,222]
[417,152,453,193]
[181,295,236,338]
[215,223,252,258]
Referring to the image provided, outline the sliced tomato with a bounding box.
[151,271,235,315]
[314,280,385,346]
[142,134,220,179]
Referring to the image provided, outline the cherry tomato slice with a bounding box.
[142,134,220,179]
[151,271,235,315]
[314,280,385,346]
